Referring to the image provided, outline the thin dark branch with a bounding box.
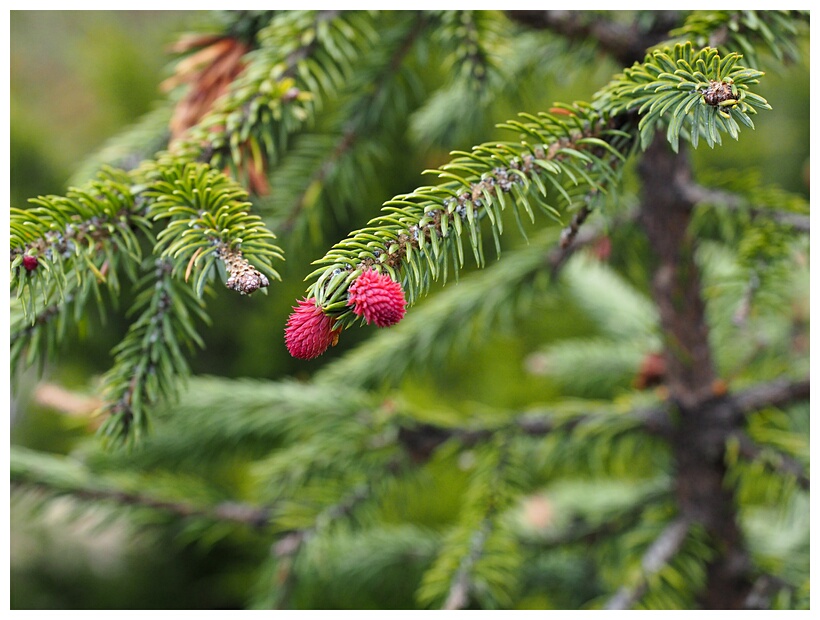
[505,11,681,65]
[604,517,692,610]
[549,207,639,281]
[397,402,673,463]
[13,481,273,528]
[271,481,373,609]
[559,204,592,249]
[731,377,810,418]
[548,221,601,278]
[525,487,670,551]
[684,184,810,232]
[744,573,800,610]
[442,518,492,610]
[730,430,809,491]
[280,15,426,233]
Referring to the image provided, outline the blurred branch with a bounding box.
[279,15,425,233]
[271,482,371,609]
[442,517,493,610]
[548,220,601,278]
[730,431,809,491]
[744,573,800,610]
[684,184,810,232]
[559,204,592,249]
[730,377,810,418]
[12,480,273,528]
[505,10,680,65]
[33,382,102,418]
[526,487,670,550]
[548,210,636,280]
[397,402,672,464]
[604,517,692,609]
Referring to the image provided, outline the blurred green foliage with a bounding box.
[9,11,810,610]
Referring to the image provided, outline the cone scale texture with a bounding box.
[284,297,339,359]
[347,269,407,327]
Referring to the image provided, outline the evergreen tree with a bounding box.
[10,10,809,610]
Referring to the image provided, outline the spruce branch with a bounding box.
[671,10,809,68]
[271,482,372,609]
[14,481,272,528]
[506,10,681,65]
[164,10,375,191]
[730,377,810,420]
[595,43,772,152]
[418,437,524,609]
[91,377,378,469]
[442,517,494,610]
[728,431,809,492]
[433,10,500,90]
[314,231,562,387]
[410,11,510,148]
[299,43,771,354]
[10,445,272,527]
[604,517,692,609]
[525,486,671,551]
[685,183,810,233]
[10,291,72,373]
[11,168,152,321]
[268,12,427,238]
[145,162,282,296]
[304,103,633,334]
[97,258,210,444]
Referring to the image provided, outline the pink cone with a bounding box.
[22,255,39,272]
[347,269,407,327]
[285,297,339,359]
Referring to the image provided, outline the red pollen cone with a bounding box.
[285,297,339,359]
[22,255,39,272]
[347,270,407,327]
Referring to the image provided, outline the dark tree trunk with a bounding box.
[638,133,753,609]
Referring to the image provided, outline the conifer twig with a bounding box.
[280,16,425,233]
[272,482,371,609]
[743,573,799,610]
[438,438,513,610]
[506,10,681,65]
[730,431,809,491]
[604,517,691,610]
[731,377,810,419]
[12,481,272,527]
[526,487,670,550]
[397,403,673,464]
[442,518,493,610]
[684,184,810,232]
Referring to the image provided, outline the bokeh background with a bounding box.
[10,11,810,609]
